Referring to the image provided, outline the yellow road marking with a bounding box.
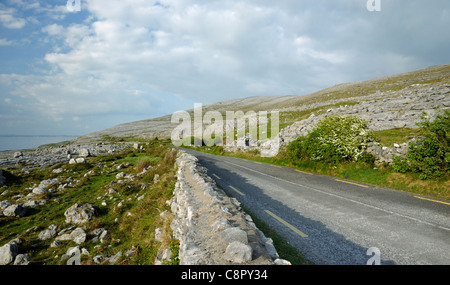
[335,179,369,188]
[414,196,450,206]
[212,174,221,180]
[295,169,314,176]
[254,161,263,165]
[229,185,245,196]
[264,210,308,238]
[270,165,282,168]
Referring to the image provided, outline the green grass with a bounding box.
[0,139,178,265]
[372,128,422,147]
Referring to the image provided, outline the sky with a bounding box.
[0,0,449,136]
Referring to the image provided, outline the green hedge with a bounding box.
[393,110,449,180]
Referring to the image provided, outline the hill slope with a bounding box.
[73,64,450,144]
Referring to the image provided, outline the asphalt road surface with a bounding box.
[181,148,450,265]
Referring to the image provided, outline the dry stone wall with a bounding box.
[162,151,290,265]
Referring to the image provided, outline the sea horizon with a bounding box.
[0,135,78,152]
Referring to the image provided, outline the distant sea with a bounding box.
[0,135,78,152]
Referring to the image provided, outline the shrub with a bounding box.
[287,115,373,163]
[392,155,410,173]
[358,152,376,166]
[393,110,449,179]
[286,137,307,160]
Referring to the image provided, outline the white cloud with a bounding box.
[42,24,64,36]
[0,38,16,46]
[1,0,450,136]
[39,1,319,100]
[0,6,26,29]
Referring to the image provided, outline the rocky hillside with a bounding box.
[244,78,450,161]
[0,140,294,265]
[72,96,295,144]
[0,141,181,265]
[72,64,450,145]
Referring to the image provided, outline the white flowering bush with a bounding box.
[287,115,373,163]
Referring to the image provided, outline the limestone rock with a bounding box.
[75,158,86,164]
[38,178,60,189]
[79,148,90,157]
[64,203,96,224]
[52,168,64,174]
[170,151,285,265]
[93,254,107,264]
[154,247,172,265]
[0,242,19,265]
[71,228,87,244]
[13,152,23,158]
[224,242,253,263]
[90,228,108,243]
[220,227,248,244]
[212,218,232,232]
[32,187,48,195]
[274,258,292,265]
[14,253,31,265]
[0,200,12,211]
[38,224,58,240]
[108,251,122,264]
[56,227,87,244]
[69,158,86,164]
[155,228,164,243]
[3,204,27,217]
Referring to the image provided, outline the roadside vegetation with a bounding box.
[286,114,374,163]
[187,110,449,201]
[391,110,449,180]
[0,138,178,265]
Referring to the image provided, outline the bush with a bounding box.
[393,110,449,179]
[392,155,410,173]
[358,152,376,166]
[287,115,373,163]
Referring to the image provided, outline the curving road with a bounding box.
[181,148,450,265]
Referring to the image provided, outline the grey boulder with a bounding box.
[64,203,96,224]
[0,242,19,265]
[3,204,27,217]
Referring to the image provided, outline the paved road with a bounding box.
[181,148,450,265]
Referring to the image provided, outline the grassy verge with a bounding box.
[184,145,449,201]
[372,128,422,147]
